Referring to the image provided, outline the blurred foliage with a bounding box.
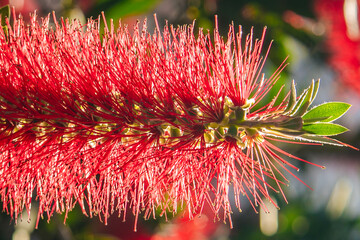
[230,200,360,240]
[2,191,360,240]
[89,0,159,19]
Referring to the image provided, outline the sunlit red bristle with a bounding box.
[0,10,347,230]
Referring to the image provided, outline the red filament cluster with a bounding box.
[0,11,330,229]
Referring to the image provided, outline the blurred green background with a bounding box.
[1,0,360,239]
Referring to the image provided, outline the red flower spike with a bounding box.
[314,0,360,94]
[0,10,353,230]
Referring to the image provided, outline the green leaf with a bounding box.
[302,102,351,123]
[0,5,9,27]
[284,80,296,112]
[309,79,320,104]
[303,116,330,124]
[291,80,314,116]
[302,123,348,136]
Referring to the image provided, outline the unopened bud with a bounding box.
[170,127,181,137]
[227,125,238,137]
[204,132,213,143]
[209,122,219,129]
[214,127,225,140]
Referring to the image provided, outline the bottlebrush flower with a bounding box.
[314,0,360,95]
[0,6,353,230]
